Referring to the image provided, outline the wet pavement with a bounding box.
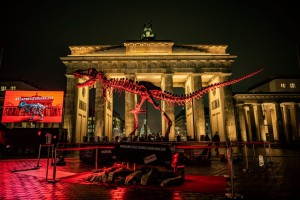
[1,145,300,200]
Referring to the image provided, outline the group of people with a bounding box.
[203,131,220,155]
[114,132,165,143]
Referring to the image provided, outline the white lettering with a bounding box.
[119,145,167,151]
[144,154,157,164]
[15,96,54,101]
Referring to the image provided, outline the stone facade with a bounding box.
[61,40,237,142]
[233,77,300,143]
[234,94,300,143]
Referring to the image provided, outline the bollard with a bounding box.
[226,147,231,178]
[252,143,256,160]
[258,154,265,167]
[48,146,59,183]
[45,144,52,182]
[264,141,272,167]
[51,144,54,164]
[263,141,267,161]
[225,145,243,199]
[53,147,57,181]
[35,144,42,168]
[95,147,98,170]
[127,162,130,169]
[243,143,249,172]
[268,142,273,163]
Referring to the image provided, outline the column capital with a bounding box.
[162,73,173,77]
[236,103,245,107]
[124,74,136,78]
[273,102,281,106]
[124,73,136,76]
[66,74,75,79]
[190,73,202,77]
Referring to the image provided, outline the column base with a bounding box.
[224,192,243,199]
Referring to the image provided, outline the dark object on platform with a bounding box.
[51,156,66,166]
[0,123,8,130]
[110,143,185,186]
[83,136,100,143]
[160,174,183,186]
[109,168,133,183]
[85,164,184,187]
[112,142,186,169]
[79,143,114,163]
[219,153,226,162]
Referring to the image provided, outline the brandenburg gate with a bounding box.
[61,36,238,143]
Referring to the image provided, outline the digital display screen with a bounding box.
[2,91,64,123]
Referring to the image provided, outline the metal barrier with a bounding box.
[240,141,272,172]
[35,144,55,182]
[43,140,272,199]
[55,146,114,169]
[176,140,272,199]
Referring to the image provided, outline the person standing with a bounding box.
[212,131,220,155]
[204,134,210,141]
[201,134,212,160]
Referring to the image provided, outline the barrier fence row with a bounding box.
[34,141,273,199]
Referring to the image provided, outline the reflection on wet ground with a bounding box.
[1,145,300,200]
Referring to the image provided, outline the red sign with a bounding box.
[2,91,64,123]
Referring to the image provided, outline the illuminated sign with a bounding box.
[2,91,64,123]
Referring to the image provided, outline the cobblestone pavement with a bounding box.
[1,146,300,200]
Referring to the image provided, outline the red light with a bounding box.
[37,130,41,136]
[171,153,179,167]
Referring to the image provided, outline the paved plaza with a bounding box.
[1,145,300,200]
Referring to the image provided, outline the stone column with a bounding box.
[297,103,300,141]
[244,106,252,141]
[192,75,205,141]
[249,105,256,141]
[282,104,290,142]
[161,74,175,141]
[104,89,113,141]
[237,104,247,141]
[125,74,136,137]
[94,81,105,141]
[265,108,274,141]
[296,103,300,141]
[274,103,284,142]
[256,103,266,141]
[63,75,77,143]
[220,76,237,141]
[290,103,300,141]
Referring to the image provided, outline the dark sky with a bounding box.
[1,0,300,132]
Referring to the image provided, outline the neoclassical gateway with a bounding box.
[60,31,242,143]
[60,28,299,143]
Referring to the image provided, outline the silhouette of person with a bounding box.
[212,131,220,155]
[205,135,210,141]
[201,134,212,160]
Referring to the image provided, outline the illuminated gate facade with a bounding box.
[61,40,238,142]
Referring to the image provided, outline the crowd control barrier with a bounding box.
[41,140,272,199]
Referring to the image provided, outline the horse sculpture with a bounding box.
[73,68,264,141]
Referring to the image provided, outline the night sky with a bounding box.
[1,1,300,132]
